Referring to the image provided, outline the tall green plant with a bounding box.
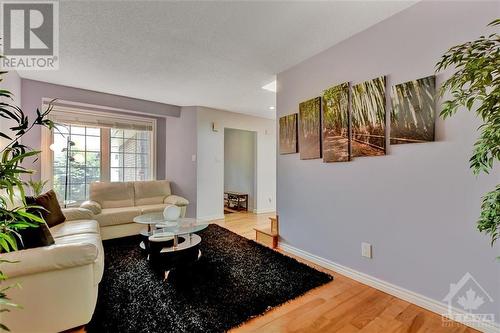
[0,64,54,329]
[435,19,499,250]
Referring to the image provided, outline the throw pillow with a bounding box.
[16,221,55,250]
[27,190,66,227]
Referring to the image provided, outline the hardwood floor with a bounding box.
[73,212,477,333]
[214,212,477,333]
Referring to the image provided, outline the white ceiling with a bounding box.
[19,1,416,119]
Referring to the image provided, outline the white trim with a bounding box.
[279,243,500,333]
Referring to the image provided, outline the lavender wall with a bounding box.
[0,72,21,149]
[277,0,500,321]
[21,79,181,180]
[166,106,198,217]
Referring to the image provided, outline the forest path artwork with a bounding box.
[322,83,349,162]
[279,74,436,162]
[351,76,386,157]
[391,75,436,144]
[299,97,322,160]
[279,114,298,154]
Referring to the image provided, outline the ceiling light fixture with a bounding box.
[269,106,275,110]
[262,80,276,93]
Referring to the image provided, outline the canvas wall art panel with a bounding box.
[391,75,436,145]
[279,113,298,154]
[299,96,322,160]
[322,82,350,162]
[351,76,386,157]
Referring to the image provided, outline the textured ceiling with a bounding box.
[19,1,416,119]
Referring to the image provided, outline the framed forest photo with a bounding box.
[322,82,350,162]
[391,75,436,145]
[351,76,386,157]
[299,97,322,160]
[279,114,298,154]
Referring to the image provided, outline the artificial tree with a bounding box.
[0,65,54,330]
[436,19,499,251]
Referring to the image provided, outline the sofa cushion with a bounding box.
[94,207,142,227]
[55,233,104,284]
[135,203,169,215]
[134,180,171,206]
[50,220,100,239]
[90,182,135,209]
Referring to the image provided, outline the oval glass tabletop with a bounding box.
[134,213,208,236]
[154,219,208,236]
[133,212,168,224]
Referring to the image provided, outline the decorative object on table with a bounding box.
[351,76,386,157]
[279,113,298,154]
[49,136,75,207]
[162,204,181,221]
[391,75,436,145]
[0,67,55,330]
[299,96,322,159]
[435,18,500,252]
[322,82,350,162]
[86,224,332,333]
[224,191,248,211]
[25,178,49,197]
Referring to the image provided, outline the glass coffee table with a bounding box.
[133,213,208,280]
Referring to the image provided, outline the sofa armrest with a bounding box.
[62,207,94,221]
[1,243,98,279]
[164,195,189,206]
[80,200,102,215]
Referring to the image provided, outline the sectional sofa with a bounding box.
[1,180,189,332]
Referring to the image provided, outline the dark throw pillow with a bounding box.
[27,190,66,228]
[16,221,55,250]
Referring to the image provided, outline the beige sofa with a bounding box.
[81,180,189,240]
[2,208,104,333]
[1,180,188,332]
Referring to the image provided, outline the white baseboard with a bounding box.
[279,243,500,333]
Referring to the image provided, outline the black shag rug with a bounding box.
[87,224,332,333]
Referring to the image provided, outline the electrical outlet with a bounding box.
[361,242,372,259]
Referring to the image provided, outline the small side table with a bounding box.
[224,191,248,211]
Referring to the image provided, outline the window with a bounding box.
[53,125,101,202]
[44,107,156,203]
[110,129,151,182]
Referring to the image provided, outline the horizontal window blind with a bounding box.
[45,104,154,131]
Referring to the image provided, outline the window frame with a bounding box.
[41,105,157,202]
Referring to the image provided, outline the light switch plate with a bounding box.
[361,242,372,259]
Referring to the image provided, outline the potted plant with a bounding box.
[0,64,54,330]
[436,19,499,252]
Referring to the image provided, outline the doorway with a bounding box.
[223,128,257,214]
